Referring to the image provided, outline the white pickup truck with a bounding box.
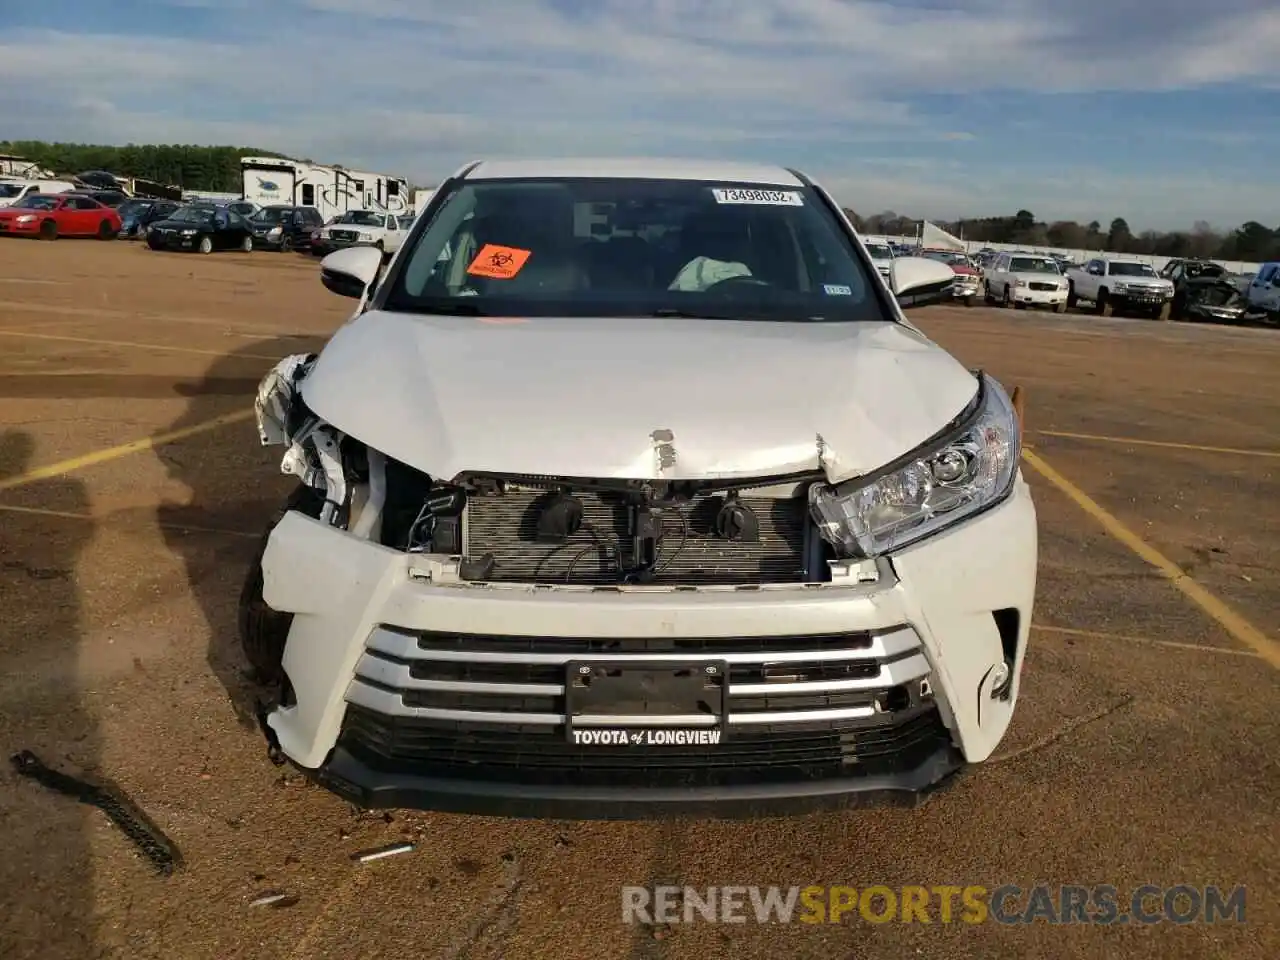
[1065,257,1174,318]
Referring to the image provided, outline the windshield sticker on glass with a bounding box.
[467,244,532,279]
[824,284,852,296]
[711,188,804,206]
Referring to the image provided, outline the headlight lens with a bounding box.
[809,374,1020,557]
[15,214,35,223]
[181,228,197,235]
[357,232,373,241]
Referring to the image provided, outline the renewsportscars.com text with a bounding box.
[621,884,1246,926]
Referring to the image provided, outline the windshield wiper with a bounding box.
[400,301,489,316]
[649,308,739,320]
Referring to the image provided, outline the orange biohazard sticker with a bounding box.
[467,244,532,279]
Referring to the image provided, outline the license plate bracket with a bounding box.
[564,660,727,746]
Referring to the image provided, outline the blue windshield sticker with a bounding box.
[824,284,852,295]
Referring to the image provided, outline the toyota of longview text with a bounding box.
[240,157,1038,818]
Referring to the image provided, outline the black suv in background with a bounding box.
[249,205,324,252]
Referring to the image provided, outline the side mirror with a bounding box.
[890,257,955,309]
[320,246,384,299]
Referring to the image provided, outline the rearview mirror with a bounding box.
[890,257,955,309]
[320,246,384,299]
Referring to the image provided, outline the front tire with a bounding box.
[238,486,324,684]
[1095,289,1113,317]
[1066,283,1078,309]
[240,234,254,253]
[197,234,214,254]
[38,220,57,241]
[97,220,116,240]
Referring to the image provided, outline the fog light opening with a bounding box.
[989,660,1013,701]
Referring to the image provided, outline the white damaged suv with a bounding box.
[242,158,1037,818]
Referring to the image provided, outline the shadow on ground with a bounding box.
[152,338,323,729]
[0,430,96,960]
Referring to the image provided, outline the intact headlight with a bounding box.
[181,228,197,235]
[809,373,1020,557]
[357,231,373,241]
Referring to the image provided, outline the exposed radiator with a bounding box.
[462,485,810,586]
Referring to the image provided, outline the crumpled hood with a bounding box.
[300,311,979,485]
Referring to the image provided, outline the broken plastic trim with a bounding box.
[255,353,351,526]
[10,750,183,876]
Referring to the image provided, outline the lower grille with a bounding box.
[463,485,809,585]
[330,229,358,241]
[1028,282,1060,291]
[339,704,949,788]
[339,625,943,788]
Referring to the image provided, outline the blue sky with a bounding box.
[1,0,1277,231]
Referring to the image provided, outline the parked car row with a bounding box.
[0,191,414,261]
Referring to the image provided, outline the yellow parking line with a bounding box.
[1032,624,1261,658]
[1022,449,1280,670]
[0,328,284,362]
[0,410,254,492]
[1034,430,1280,459]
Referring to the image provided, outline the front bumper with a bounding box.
[260,480,1037,817]
[950,279,981,301]
[0,220,40,235]
[1011,285,1068,307]
[147,231,198,250]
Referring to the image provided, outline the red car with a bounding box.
[0,193,122,240]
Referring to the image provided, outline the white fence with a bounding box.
[866,236,1261,276]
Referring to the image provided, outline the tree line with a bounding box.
[845,208,1280,262]
[0,140,290,194]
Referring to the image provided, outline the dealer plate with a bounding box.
[564,660,727,745]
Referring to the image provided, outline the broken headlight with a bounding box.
[809,373,1019,557]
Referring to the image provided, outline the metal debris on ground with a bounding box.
[352,841,415,863]
[10,750,183,876]
[249,891,299,909]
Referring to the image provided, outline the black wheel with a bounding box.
[97,220,116,240]
[962,294,974,307]
[1002,285,1014,309]
[983,282,996,305]
[1053,301,1067,313]
[238,486,324,684]
[38,219,57,241]
[1066,283,1078,309]
[1095,289,1112,317]
[280,235,293,252]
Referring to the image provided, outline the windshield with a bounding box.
[337,210,384,226]
[12,195,58,210]
[117,200,152,217]
[1009,257,1060,274]
[168,207,214,224]
[864,242,892,260]
[0,183,25,198]
[398,216,416,229]
[383,178,886,322]
[256,207,294,223]
[1110,262,1157,277]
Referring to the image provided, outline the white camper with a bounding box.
[240,157,409,220]
[411,188,435,214]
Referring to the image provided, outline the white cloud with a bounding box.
[0,0,1277,227]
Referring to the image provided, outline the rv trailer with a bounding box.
[240,157,409,220]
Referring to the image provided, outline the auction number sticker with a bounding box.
[711,188,804,206]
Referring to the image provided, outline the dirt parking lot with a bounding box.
[1,239,1277,960]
